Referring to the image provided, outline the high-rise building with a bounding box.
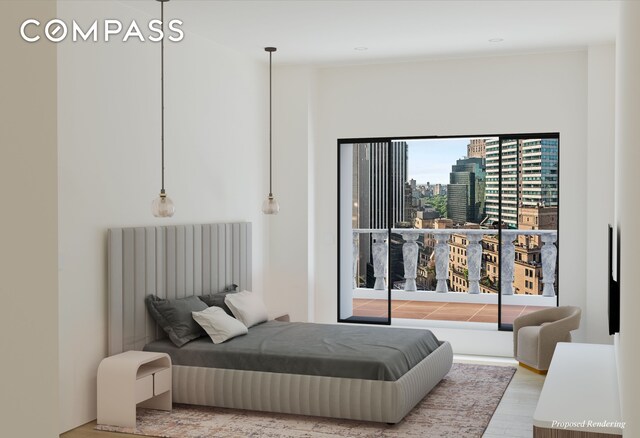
[439,205,559,295]
[519,205,558,230]
[482,205,558,295]
[447,182,473,224]
[467,138,486,158]
[485,138,558,227]
[352,141,408,287]
[485,138,515,226]
[447,157,486,224]
[520,139,559,209]
[404,182,418,224]
[433,183,446,196]
[352,141,408,229]
[517,205,558,248]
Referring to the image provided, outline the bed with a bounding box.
[107,222,453,424]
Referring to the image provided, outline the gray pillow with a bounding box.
[145,295,208,347]
[198,284,238,316]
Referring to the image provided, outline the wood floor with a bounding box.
[61,423,130,438]
[62,357,544,438]
[459,356,546,437]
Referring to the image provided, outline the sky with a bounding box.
[402,138,470,185]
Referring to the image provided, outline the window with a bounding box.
[338,135,559,330]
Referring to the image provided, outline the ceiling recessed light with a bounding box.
[489,38,504,43]
[354,47,368,51]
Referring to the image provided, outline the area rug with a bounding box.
[96,363,516,438]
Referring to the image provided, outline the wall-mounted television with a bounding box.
[608,224,620,335]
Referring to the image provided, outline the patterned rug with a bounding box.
[96,363,516,438]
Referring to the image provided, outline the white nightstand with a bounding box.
[97,351,172,428]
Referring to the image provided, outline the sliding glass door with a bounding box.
[338,134,559,329]
[497,136,559,330]
[338,141,391,324]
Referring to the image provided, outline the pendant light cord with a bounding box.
[269,49,273,197]
[160,0,165,193]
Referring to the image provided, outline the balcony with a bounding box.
[345,228,558,324]
[353,299,549,323]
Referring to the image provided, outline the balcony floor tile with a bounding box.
[351,299,553,323]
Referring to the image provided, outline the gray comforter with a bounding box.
[145,320,442,381]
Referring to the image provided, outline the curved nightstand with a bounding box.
[97,351,172,428]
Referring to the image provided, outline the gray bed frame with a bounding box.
[108,222,453,424]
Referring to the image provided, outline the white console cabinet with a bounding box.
[533,343,622,437]
[97,351,172,428]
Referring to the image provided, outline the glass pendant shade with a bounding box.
[262,195,280,215]
[152,192,175,217]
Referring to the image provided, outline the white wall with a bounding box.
[57,1,268,432]
[615,2,640,435]
[586,44,615,345]
[274,51,593,355]
[0,2,59,437]
[266,66,316,322]
[313,52,589,339]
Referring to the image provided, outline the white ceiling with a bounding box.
[143,0,619,66]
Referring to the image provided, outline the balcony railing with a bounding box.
[352,228,558,297]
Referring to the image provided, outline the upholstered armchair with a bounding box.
[513,306,581,373]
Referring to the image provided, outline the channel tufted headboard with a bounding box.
[107,222,252,356]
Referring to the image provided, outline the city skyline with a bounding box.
[348,136,559,298]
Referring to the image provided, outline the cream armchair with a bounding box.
[513,306,581,373]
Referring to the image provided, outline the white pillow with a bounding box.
[192,306,248,344]
[224,290,268,328]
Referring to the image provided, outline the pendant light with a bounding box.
[262,47,280,215]
[152,0,175,218]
